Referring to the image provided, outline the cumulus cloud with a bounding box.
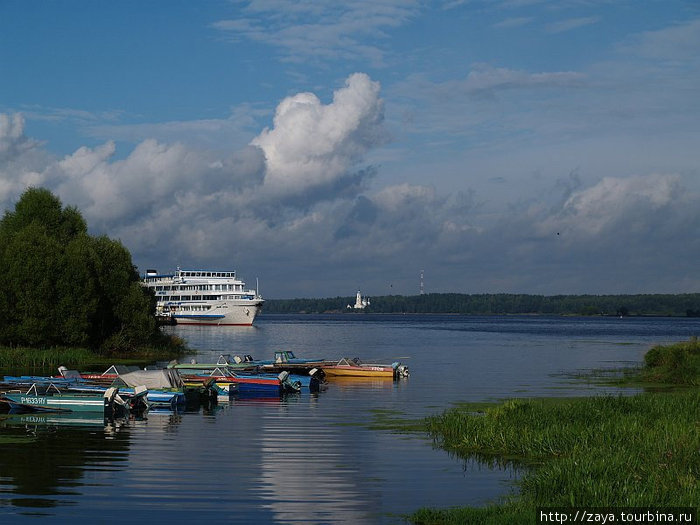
[539,175,681,237]
[0,114,37,163]
[1,69,699,297]
[0,113,51,202]
[0,73,388,283]
[252,73,387,201]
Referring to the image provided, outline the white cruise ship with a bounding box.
[142,267,264,326]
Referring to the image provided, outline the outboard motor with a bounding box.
[307,368,325,392]
[104,387,130,418]
[392,363,410,378]
[278,371,302,393]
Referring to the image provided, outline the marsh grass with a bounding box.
[366,408,426,433]
[558,339,700,391]
[0,338,187,372]
[0,347,106,370]
[642,338,700,386]
[410,340,700,524]
[415,392,699,523]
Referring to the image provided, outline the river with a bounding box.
[1,314,698,524]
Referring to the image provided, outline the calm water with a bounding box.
[1,314,699,524]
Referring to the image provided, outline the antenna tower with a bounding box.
[420,270,424,295]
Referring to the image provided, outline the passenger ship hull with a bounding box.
[141,268,264,326]
[171,300,263,326]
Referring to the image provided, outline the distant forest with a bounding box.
[263,293,700,317]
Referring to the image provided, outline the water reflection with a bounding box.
[256,399,375,524]
[326,376,399,391]
[0,414,132,512]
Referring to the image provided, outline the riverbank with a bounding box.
[409,340,700,524]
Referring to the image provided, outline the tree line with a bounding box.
[264,292,700,317]
[0,188,171,354]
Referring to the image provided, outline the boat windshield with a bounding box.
[337,357,363,367]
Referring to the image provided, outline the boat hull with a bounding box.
[0,392,109,413]
[172,301,263,326]
[322,366,395,378]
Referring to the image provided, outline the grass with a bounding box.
[408,340,700,524]
[641,338,700,386]
[0,339,188,372]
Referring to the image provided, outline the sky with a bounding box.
[1,0,699,298]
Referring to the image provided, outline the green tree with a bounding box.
[0,187,163,354]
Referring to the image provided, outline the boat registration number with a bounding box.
[21,396,48,405]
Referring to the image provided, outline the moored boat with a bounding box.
[0,383,141,417]
[181,367,303,396]
[58,367,188,409]
[58,364,140,386]
[167,354,259,375]
[321,357,410,379]
[258,350,330,374]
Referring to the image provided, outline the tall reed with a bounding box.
[0,347,102,370]
[0,343,186,372]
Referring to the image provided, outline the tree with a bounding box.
[0,187,163,353]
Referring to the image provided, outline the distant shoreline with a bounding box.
[262,292,700,317]
[259,311,693,317]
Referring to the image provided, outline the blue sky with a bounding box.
[1,1,699,298]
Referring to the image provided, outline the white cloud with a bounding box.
[1,59,699,297]
[537,174,682,237]
[547,16,599,34]
[212,1,421,65]
[0,113,39,163]
[251,72,387,199]
[0,74,389,284]
[618,17,700,62]
[0,113,51,202]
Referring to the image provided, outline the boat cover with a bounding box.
[118,369,184,389]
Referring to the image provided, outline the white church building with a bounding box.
[348,290,370,309]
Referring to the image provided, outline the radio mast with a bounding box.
[420,270,424,295]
